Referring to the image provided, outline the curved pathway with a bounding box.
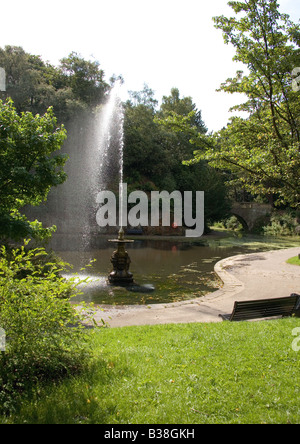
[91,247,300,327]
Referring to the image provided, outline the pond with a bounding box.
[58,233,299,306]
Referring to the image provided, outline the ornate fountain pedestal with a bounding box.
[108,228,134,285]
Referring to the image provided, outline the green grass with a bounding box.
[2,318,300,424]
[287,256,300,266]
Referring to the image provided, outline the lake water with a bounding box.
[58,234,299,305]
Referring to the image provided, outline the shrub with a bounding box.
[213,216,243,231]
[0,242,93,413]
[263,212,298,237]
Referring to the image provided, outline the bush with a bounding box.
[213,216,243,231]
[263,212,298,236]
[0,242,93,414]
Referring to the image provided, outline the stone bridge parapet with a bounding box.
[231,202,272,231]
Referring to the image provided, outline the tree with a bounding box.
[0,99,67,241]
[156,90,230,228]
[59,52,109,107]
[0,46,56,115]
[0,46,110,122]
[159,87,207,133]
[128,83,158,111]
[156,88,208,177]
[124,99,169,187]
[124,87,230,228]
[187,0,300,207]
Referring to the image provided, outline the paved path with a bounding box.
[91,247,300,328]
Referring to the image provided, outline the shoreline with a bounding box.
[85,246,300,328]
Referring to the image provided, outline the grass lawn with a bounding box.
[2,318,300,424]
[287,256,300,266]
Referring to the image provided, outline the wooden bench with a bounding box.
[219,294,300,322]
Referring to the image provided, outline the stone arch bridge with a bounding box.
[231,202,273,232]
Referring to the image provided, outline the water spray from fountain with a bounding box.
[101,81,135,285]
[95,80,126,230]
[71,79,127,251]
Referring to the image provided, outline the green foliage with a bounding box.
[127,83,158,111]
[263,211,299,236]
[124,102,168,182]
[0,46,59,116]
[124,87,230,227]
[59,52,109,108]
[159,87,207,134]
[214,216,243,231]
[0,242,92,414]
[186,0,300,207]
[0,211,56,243]
[0,99,67,209]
[0,98,67,241]
[0,46,110,121]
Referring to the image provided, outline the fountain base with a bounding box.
[108,272,134,285]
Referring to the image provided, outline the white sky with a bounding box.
[1,0,299,131]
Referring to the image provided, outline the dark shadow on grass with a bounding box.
[8,357,134,424]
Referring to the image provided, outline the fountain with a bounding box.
[101,82,136,286]
[102,84,155,292]
[108,227,134,285]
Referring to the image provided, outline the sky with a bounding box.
[1,0,299,131]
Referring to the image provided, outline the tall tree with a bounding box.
[157,90,230,227]
[124,87,230,227]
[59,52,109,107]
[187,0,300,207]
[156,88,208,176]
[124,90,168,187]
[0,46,110,122]
[159,87,207,133]
[0,46,57,115]
[128,83,158,111]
